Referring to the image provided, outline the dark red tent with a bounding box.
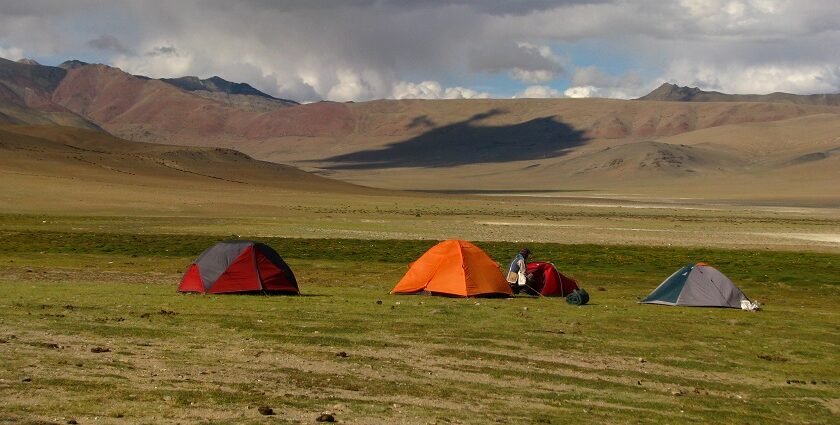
[526,262,579,296]
[179,240,298,294]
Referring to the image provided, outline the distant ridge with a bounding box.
[0,57,100,129]
[58,59,90,70]
[161,75,296,105]
[0,56,67,93]
[639,82,840,106]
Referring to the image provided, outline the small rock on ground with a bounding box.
[316,413,336,422]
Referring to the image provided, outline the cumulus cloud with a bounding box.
[392,80,490,99]
[113,43,193,78]
[566,66,650,98]
[0,45,25,61]
[506,42,564,83]
[563,86,597,98]
[327,68,376,102]
[663,60,840,94]
[467,40,565,83]
[1,0,840,101]
[515,85,564,98]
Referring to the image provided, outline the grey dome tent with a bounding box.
[640,263,749,308]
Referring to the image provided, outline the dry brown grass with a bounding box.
[2,123,839,254]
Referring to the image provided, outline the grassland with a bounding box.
[3,72,840,424]
[1,218,838,424]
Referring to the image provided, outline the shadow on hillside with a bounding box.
[322,108,590,169]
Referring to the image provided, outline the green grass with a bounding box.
[1,229,838,424]
[2,229,838,286]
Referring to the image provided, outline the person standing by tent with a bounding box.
[506,248,532,294]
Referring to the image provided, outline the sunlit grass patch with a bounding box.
[0,229,838,423]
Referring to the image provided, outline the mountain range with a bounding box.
[639,82,840,106]
[1,56,839,202]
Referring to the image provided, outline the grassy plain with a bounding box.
[3,84,840,423]
[1,218,838,424]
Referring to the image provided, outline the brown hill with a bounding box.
[46,69,840,200]
[639,83,840,106]
[0,99,99,129]
[300,112,840,202]
[3,57,838,162]
[240,98,837,170]
[0,60,814,157]
[552,140,745,177]
[0,124,382,214]
[1,56,839,201]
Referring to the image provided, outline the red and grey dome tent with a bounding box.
[525,262,579,296]
[179,240,298,294]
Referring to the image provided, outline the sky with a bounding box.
[1,0,839,103]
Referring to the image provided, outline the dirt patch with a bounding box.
[817,398,840,415]
[757,354,788,362]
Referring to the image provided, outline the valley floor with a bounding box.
[0,223,838,424]
[2,192,839,253]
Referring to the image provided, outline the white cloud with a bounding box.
[664,60,840,94]
[677,0,786,35]
[392,80,490,99]
[515,85,564,98]
[112,42,193,78]
[3,0,840,101]
[507,42,563,83]
[327,68,373,102]
[0,46,24,61]
[516,42,561,62]
[393,80,444,99]
[441,86,491,99]
[567,66,651,99]
[563,86,598,98]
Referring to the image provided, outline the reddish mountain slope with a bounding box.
[51,65,354,143]
[0,58,99,128]
[2,56,840,199]
[1,57,836,161]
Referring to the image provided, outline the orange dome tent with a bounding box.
[391,240,512,297]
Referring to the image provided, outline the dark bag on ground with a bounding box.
[566,288,590,306]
